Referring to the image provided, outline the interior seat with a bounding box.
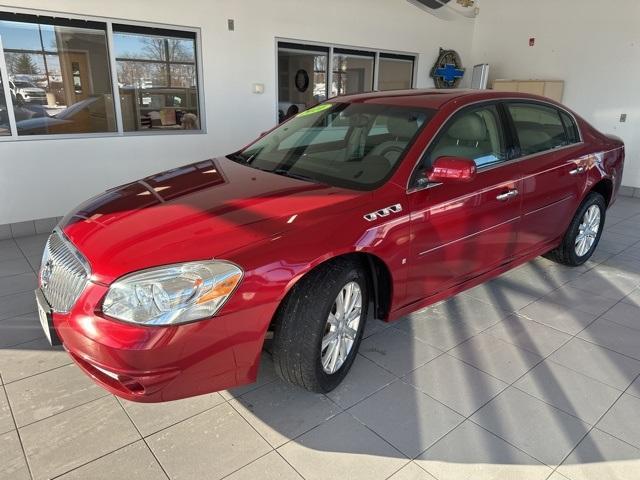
[431,114,490,162]
[517,128,553,154]
[368,115,419,165]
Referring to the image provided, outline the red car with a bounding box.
[36,90,624,402]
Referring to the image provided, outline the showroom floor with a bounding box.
[1,197,640,480]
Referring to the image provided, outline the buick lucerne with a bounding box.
[36,90,625,401]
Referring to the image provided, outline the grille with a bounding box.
[40,232,90,313]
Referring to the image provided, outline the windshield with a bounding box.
[228,102,435,190]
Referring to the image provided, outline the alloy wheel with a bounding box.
[320,281,362,374]
[575,204,601,257]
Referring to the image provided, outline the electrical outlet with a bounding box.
[620,113,627,123]
[227,19,235,31]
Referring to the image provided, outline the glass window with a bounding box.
[378,54,414,91]
[412,104,505,186]
[0,75,10,135]
[113,25,200,132]
[0,15,116,135]
[331,49,374,97]
[229,103,434,191]
[560,110,580,144]
[277,44,328,123]
[508,103,568,155]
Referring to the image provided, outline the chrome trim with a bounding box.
[406,97,584,193]
[364,204,403,222]
[523,194,573,217]
[40,229,91,313]
[418,216,520,256]
[496,189,519,201]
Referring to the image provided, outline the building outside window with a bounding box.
[113,25,200,131]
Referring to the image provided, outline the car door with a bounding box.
[406,102,523,303]
[504,102,588,252]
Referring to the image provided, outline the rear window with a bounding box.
[560,111,581,144]
[508,103,568,155]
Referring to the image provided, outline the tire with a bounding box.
[545,192,606,266]
[272,258,369,392]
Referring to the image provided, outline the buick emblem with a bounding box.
[41,260,53,289]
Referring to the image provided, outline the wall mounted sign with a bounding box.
[430,48,465,89]
[295,69,310,92]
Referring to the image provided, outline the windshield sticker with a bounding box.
[297,103,334,117]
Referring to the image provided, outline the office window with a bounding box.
[0,75,10,135]
[331,49,375,97]
[277,43,329,123]
[0,13,116,136]
[378,54,414,91]
[113,25,200,132]
[277,41,416,124]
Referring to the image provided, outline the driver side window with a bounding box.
[412,104,506,187]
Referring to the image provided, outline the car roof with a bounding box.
[335,88,560,110]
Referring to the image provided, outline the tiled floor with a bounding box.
[1,196,640,480]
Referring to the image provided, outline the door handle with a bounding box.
[496,189,519,201]
[569,166,585,175]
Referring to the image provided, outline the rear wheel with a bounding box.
[272,258,368,392]
[545,192,606,266]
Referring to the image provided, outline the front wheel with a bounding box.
[272,258,368,392]
[545,192,606,266]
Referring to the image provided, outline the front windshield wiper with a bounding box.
[271,168,317,183]
[227,151,259,163]
[226,152,247,163]
[230,158,319,184]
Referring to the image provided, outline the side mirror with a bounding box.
[427,156,477,183]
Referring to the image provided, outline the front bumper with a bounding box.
[52,283,277,402]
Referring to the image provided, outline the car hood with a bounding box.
[61,158,369,283]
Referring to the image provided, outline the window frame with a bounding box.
[503,100,584,159]
[331,47,376,96]
[0,6,205,142]
[407,98,584,193]
[275,38,418,124]
[408,100,509,189]
[377,52,416,92]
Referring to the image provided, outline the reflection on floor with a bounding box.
[1,196,640,479]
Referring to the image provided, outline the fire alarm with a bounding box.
[529,37,535,46]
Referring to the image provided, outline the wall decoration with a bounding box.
[295,69,310,93]
[430,48,465,89]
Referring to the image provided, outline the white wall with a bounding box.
[0,0,474,224]
[471,0,640,189]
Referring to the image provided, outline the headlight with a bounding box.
[102,261,243,325]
